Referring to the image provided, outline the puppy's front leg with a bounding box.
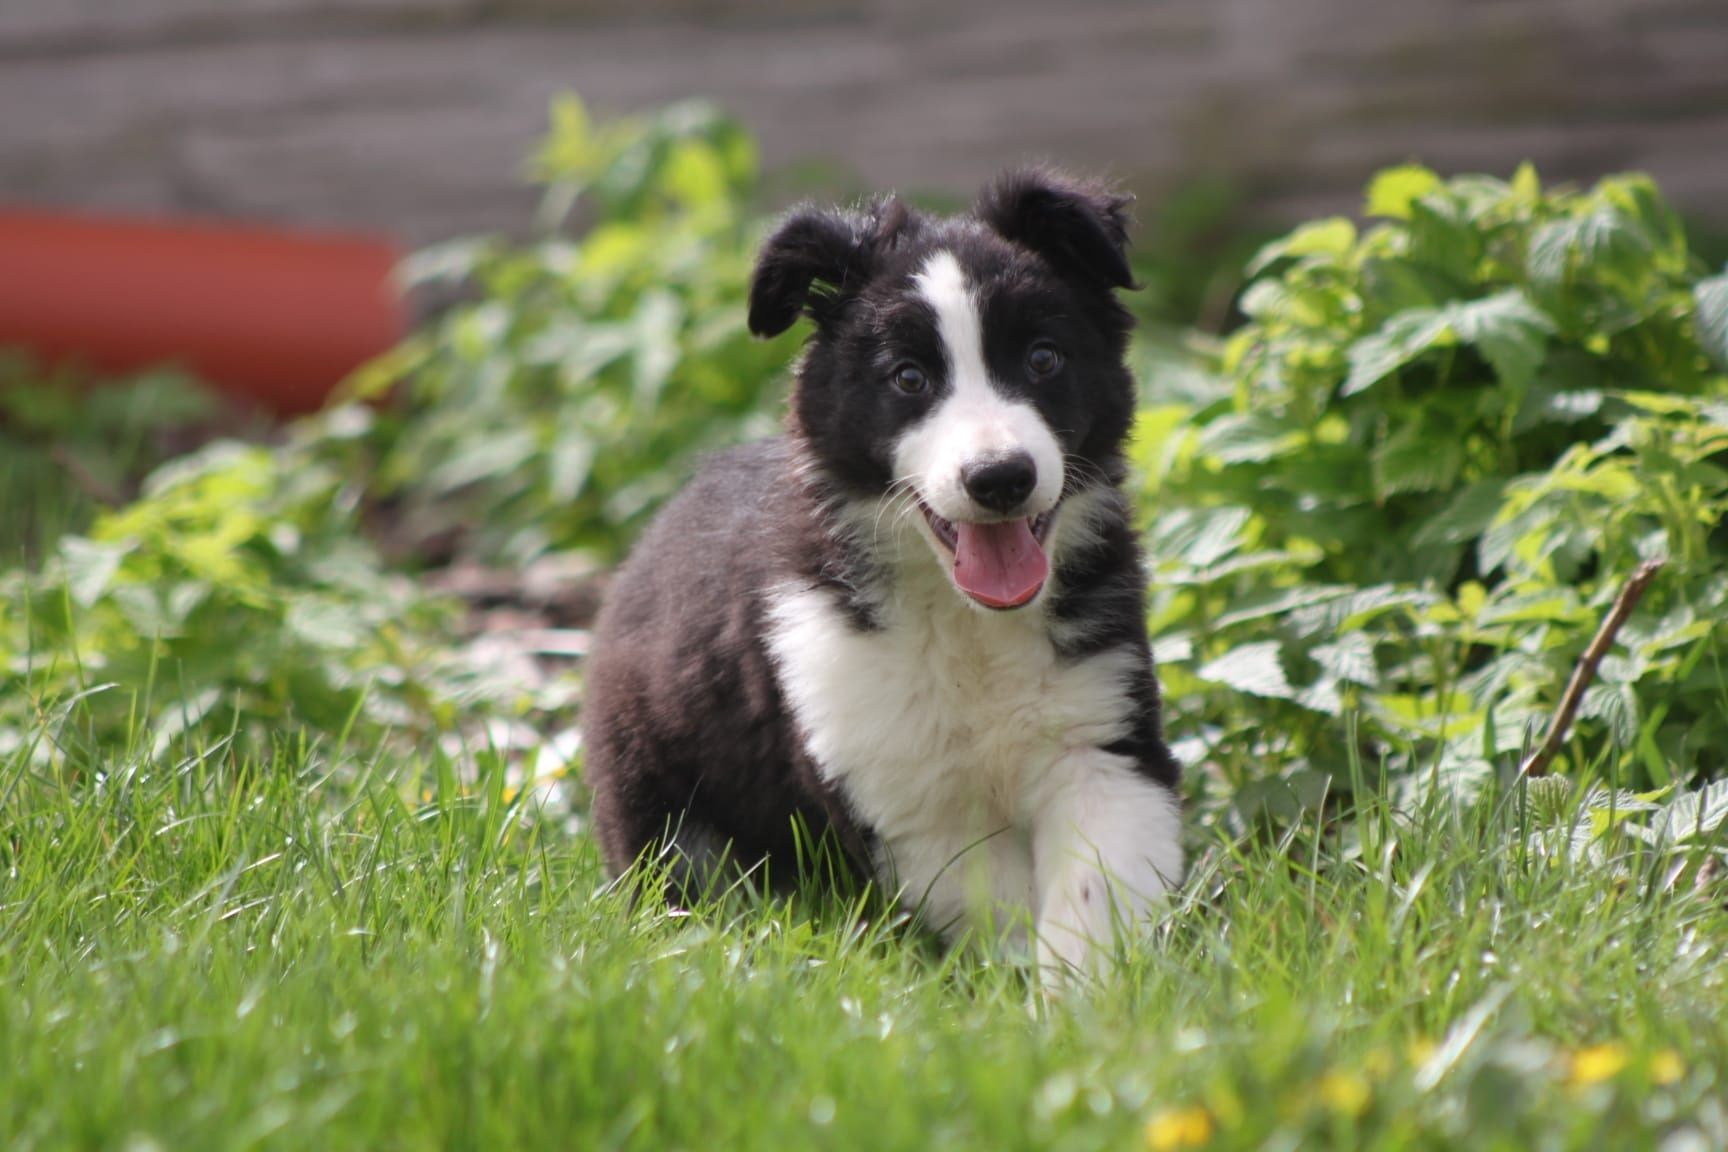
[1032,754,1184,978]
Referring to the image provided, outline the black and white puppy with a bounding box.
[583,168,1182,973]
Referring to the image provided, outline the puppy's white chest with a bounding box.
[766,582,1137,925]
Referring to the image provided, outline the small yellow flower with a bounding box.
[1319,1071,1372,1117]
[1145,1105,1215,1151]
[1406,1037,1437,1066]
[1568,1043,1629,1087]
[1650,1050,1685,1086]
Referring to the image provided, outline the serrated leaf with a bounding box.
[1528,205,1654,291]
[1236,279,1289,320]
[286,597,364,651]
[1578,682,1639,747]
[547,434,596,503]
[1446,290,1555,391]
[1694,271,1728,372]
[1365,165,1441,220]
[1246,217,1357,277]
[1412,480,1509,549]
[428,429,538,493]
[1514,385,1603,432]
[1296,678,1344,716]
[1405,197,1481,282]
[1312,631,1379,687]
[1149,507,1252,569]
[59,537,131,609]
[1288,584,1433,636]
[1197,642,1295,699]
[631,289,684,409]
[1660,781,1728,844]
[1213,584,1354,630]
[1196,412,1304,464]
[1343,309,1454,396]
[1151,634,1193,665]
[1477,587,1585,626]
[1372,422,1461,497]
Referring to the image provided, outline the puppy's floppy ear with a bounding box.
[975,168,1135,291]
[747,198,909,337]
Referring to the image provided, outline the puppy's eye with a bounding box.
[892,363,929,395]
[1027,343,1064,378]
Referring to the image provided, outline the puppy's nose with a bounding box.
[961,451,1038,514]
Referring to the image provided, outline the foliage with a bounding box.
[0,356,226,560]
[346,95,795,565]
[0,409,518,757]
[1137,165,1728,820]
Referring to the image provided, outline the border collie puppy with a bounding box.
[583,168,1182,973]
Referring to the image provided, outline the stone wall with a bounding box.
[3,0,1726,244]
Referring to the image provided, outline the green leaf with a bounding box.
[1446,290,1555,391]
[1510,161,1541,202]
[1411,481,1509,549]
[60,537,130,608]
[631,289,684,410]
[1405,197,1481,282]
[1579,682,1639,747]
[1312,632,1379,687]
[662,139,730,212]
[1365,165,1441,220]
[1528,205,1654,291]
[1197,642,1295,699]
[1660,781,1728,843]
[1343,309,1453,396]
[1149,507,1252,569]
[1372,421,1461,498]
[1213,584,1353,630]
[1246,218,1357,277]
[1195,412,1305,464]
[547,435,596,503]
[1694,271,1728,372]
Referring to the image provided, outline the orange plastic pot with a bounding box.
[0,210,407,415]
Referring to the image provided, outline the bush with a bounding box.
[0,411,510,758]
[1139,165,1728,819]
[347,96,797,565]
[0,357,226,560]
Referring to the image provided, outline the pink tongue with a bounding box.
[953,519,1049,609]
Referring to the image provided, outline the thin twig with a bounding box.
[1520,558,1665,778]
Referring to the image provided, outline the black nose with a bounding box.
[961,451,1038,513]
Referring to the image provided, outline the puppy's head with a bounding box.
[750,168,1138,611]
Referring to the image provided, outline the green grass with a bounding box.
[5,710,1726,1151]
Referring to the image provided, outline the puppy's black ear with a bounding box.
[976,168,1135,291]
[747,198,909,337]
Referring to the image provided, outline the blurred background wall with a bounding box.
[3,0,1727,245]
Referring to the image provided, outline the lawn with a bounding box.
[5,99,1728,1150]
[5,702,1725,1150]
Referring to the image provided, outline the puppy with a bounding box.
[583,168,1182,973]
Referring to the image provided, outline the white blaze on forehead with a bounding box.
[913,250,991,400]
[893,250,1065,523]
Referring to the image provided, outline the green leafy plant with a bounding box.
[348,95,796,565]
[0,410,509,757]
[1137,165,1728,818]
[0,356,227,560]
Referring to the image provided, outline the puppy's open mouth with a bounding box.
[919,502,1056,610]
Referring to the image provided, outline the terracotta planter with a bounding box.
[0,210,407,415]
